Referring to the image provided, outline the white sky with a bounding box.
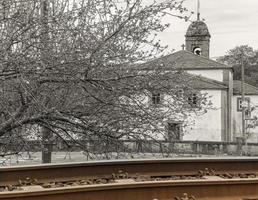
[157,0,258,58]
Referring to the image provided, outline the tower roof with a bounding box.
[185,20,210,37]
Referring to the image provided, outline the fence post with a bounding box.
[236,136,243,156]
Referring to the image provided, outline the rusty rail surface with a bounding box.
[2,158,258,184]
[1,176,258,199]
[1,158,258,199]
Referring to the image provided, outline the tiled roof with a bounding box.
[138,50,232,70]
[233,80,258,95]
[186,74,228,90]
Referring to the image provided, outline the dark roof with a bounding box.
[233,80,258,95]
[187,74,228,90]
[138,50,231,70]
[186,20,211,37]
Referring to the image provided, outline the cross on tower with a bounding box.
[181,44,185,50]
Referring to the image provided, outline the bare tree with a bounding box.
[0,0,210,162]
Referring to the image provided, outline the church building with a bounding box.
[144,8,258,143]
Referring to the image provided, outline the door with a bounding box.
[167,123,181,141]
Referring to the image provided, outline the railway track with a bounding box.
[1,158,258,199]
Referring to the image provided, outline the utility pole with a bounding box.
[236,51,246,155]
[41,0,53,164]
[241,52,245,139]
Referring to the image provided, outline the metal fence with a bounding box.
[1,139,258,156]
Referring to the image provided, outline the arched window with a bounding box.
[193,47,202,55]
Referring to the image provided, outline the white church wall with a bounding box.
[233,95,258,143]
[183,90,222,141]
[186,69,224,82]
[124,89,224,142]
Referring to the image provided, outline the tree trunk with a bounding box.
[42,127,53,163]
[40,0,52,164]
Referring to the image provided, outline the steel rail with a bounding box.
[1,177,258,200]
[1,157,258,184]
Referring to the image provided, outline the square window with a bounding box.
[237,97,250,111]
[188,93,199,107]
[151,93,161,105]
[237,97,251,118]
[176,89,184,99]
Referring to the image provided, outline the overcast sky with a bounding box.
[157,0,258,58]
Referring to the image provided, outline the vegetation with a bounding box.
[0,0,210,161]
[217,45,258,86]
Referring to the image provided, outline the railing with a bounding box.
[1,139,258,156]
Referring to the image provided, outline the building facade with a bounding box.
[144,19,258,142]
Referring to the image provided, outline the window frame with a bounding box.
[193,46,202,55]
[237,97,250,112]
[166,122,182,141]
[151,92,162,105]
[188,92,200,108]
[237,97,251,118]
[176,89,184,99]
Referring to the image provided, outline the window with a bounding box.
[167,123,181,141]
[188,93,199,107]
[245,109,251,119]
[193,47,202,55]
[237,97,250,111]
[237,97,251,118]
[151,93,161,105]
[176,89,184,99]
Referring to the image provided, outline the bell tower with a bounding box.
[185,0,211,58]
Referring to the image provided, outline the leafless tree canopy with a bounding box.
[0,0,210,153]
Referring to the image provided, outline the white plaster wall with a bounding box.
[233,95,258,143]
[183,90,222,141]
[186,69,224,82]
[134,89,224,142]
